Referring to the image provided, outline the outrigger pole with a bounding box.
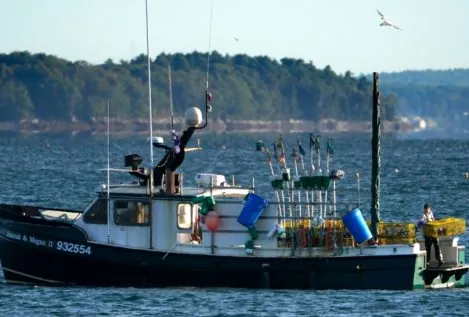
[370,72,381,240]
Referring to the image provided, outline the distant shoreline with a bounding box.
[0,118,416,135]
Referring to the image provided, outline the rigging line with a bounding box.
[2,267,65,285]
[205,0,214,90]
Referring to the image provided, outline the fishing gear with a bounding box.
[262,146,284,225]
[291,145,302,224]
[297,137,311,220]
[271,142,287,220]
[324,138,333,216]
[314,135,324,218]
[309,134,316,218]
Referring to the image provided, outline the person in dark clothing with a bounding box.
[420,203,443,266]
[153,126,196,186]
[128,127,197,187]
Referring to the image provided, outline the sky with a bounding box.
[1,0,468,75]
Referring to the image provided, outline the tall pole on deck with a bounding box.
[370,72,381,239]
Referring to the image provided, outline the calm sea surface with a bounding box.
[1,130,469,316]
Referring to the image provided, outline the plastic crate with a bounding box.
[284,219,312,229]
[379,237,416,245]
[325,219,346,231]
[424,217,466,239]
[379,222,416,238]
[366,221,416,238]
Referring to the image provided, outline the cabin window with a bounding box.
[114,201,150,226]
[83,198,108,224]
[177,203,193,230]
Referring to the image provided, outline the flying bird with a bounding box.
[234,37,239,42]
[376,9,402,31]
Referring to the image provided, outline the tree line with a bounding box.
[378,69,469,87]
[371,69,469,121]
[0,51,397,123]
[1,51,468,124]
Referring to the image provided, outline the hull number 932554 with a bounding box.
[56,241,92,255]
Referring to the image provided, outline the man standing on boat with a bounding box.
[153,126,197,187]
[420,203,444,266]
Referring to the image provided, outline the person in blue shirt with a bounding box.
[419,203,443,266]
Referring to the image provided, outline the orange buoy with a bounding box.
[205,210,220,231]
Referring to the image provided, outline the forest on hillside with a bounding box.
[378,69,469,87]
[384,85,469,119]
[1,51,468,125]
[0,51,396,123]
[376,69,469,120]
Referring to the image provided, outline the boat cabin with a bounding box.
[73,176,263,254]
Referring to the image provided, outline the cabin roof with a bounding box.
[96,183,251,200]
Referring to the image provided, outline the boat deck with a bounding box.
[424,264,469,285]
[426,264,469,272]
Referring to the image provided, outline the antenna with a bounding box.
[145,0,153,167]
[168,64,174,132]
[205,0,214,90]
[195,0,214,131]
[106,99,111,244]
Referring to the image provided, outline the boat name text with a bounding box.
[7,230,52,247]
[6,231,91,255]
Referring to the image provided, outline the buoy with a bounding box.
[245,240,254,255]
[255,140,265,152]
[464,172,469,179]
[205,210,220,231]
[267,224,279,238]
[277,227,286,239]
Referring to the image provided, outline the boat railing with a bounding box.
[0,204,83,222]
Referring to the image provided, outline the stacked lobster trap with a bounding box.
[256,135,467,252]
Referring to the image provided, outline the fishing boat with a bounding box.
[0,1,467,289]
[0,72,468,289]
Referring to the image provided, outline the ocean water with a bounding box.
[1,130,469,316]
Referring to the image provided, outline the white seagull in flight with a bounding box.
[376,9,402,31]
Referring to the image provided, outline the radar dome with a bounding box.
[185,107,203,127]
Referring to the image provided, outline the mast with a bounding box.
[106,99,111,244]
[145,0,154,194]
[145,0,154,249]
[370,72,381,239]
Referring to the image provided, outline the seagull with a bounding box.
[234,37,239,42]
[376,9,402,31]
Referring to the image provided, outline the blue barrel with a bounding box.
[237,193,269,228]
[342,208,373,244]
